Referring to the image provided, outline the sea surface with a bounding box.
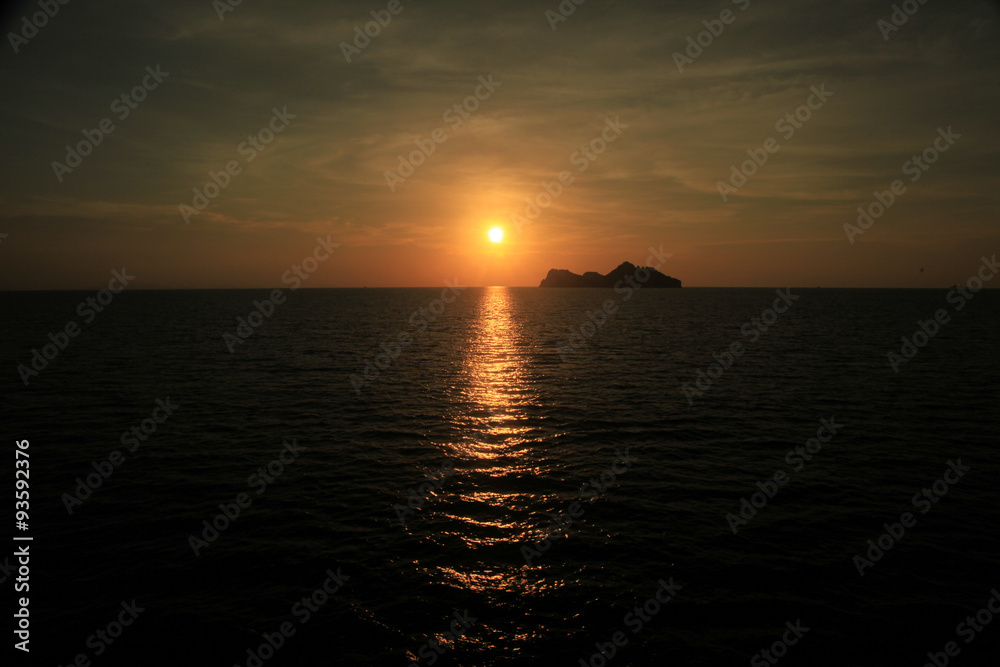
[2,287,998,666]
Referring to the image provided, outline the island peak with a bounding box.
[539,262,681,288]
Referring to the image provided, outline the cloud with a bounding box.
[1,0,998,286]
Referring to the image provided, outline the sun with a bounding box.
[488,227,504,243]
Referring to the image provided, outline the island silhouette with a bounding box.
[539,261,681,288]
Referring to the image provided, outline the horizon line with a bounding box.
[0,285,991,292]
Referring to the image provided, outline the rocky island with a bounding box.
[539,262,681,288]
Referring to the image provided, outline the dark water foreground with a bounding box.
[2,287,998,666]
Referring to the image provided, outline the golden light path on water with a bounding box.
[426,288,568,653]
[457,287,532,456]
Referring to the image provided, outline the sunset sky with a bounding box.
[1,0,998,288]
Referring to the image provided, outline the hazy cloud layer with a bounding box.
[1,0,998,287]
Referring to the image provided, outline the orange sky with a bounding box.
[1,1,998,288]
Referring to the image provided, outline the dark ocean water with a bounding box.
[2,287,999,666]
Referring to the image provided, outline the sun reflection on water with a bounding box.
[452,286,535,459]
[431,288,559,596]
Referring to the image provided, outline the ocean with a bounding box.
[3,286,998,666]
